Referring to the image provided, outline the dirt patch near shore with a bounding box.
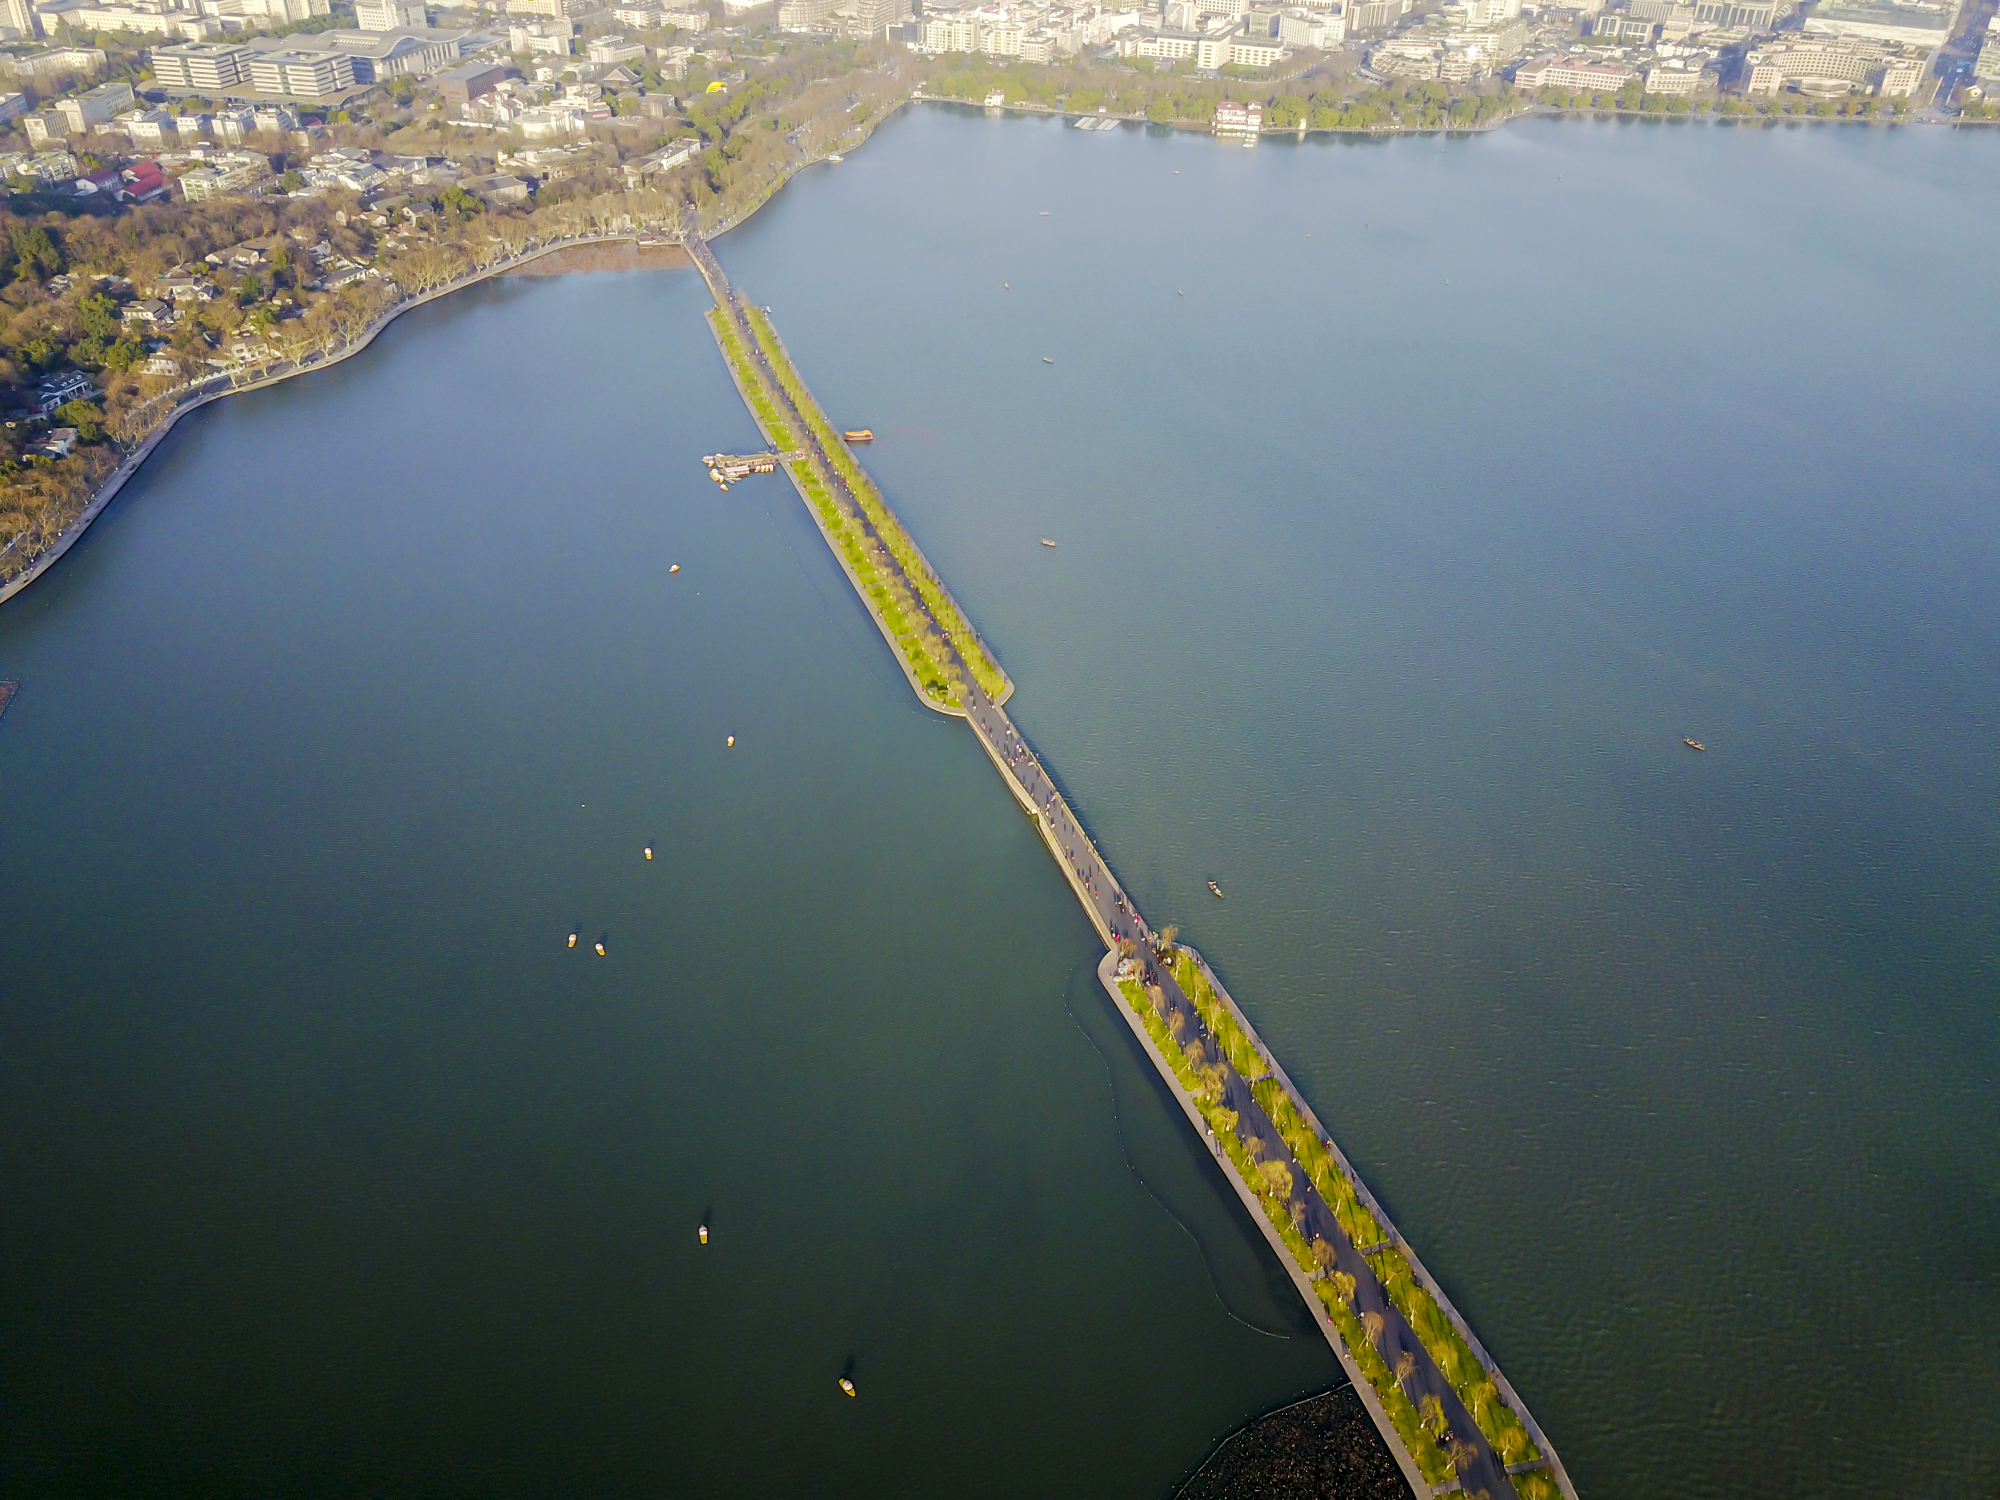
[504,242,689,276]
[1176,1385,1413,1500]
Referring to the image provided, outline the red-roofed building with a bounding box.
[120,160,167,202]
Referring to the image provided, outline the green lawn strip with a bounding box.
[1249,1078,1385,1247]
[1257,1193,1319,1272]
[740,308,1009,699]
[1314,1282,1456,1485]
[1167,951,1264,1076]
[707,311,798,447]
[1367,1249,1542,1469]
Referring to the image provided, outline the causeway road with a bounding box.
[690,228,1562,1500]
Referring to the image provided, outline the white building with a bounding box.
[149,40,253,88]
[1212,97,1261,130]
[245,46,356,98]
[54,77,131,131]
[354,0,424,27]
[585,30,645,57]
[1641,57,1704,90]
[508,16,573,51]
[318,27,466,80]
[1278,7,1343,45]
[1511,52,1637,87]
[777,0,835,28]
[178,150,270,198]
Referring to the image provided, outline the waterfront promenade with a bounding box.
[690,228,1577,1500]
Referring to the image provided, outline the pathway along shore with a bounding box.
[692,231,1578,1500]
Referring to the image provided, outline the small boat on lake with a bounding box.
[568,931,578,948]
[839,1378,857,1397]
[1684,738,1706,751]
[1043,357,1054,364]
[594,939,606,956]
[843,429,874,443]
[698,1224,708,1244]
[1208,880,1225,899]
[828,153,843,162]
[1040,538,1057,548]
[644,846,653,860]
[669,563,680,573]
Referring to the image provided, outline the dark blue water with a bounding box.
[2,108,1996,1497]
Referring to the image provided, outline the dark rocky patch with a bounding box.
[1176,1384,1412,1500]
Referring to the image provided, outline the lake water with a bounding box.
[3,108,1996,1498]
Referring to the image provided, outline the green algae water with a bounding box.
[4,111,1999,1498]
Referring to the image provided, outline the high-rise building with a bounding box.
[354,0,426,28]
[244,46,355,98]
[845,0,907,31]
[777,0,835,29]
[149,41,253,90]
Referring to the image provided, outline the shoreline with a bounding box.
[921,91,1994,134]
[0,232,676,611]
[7,83,1977,612]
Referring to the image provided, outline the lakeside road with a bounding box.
[692,229,1576,1500]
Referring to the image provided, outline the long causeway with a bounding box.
[689,231,1578,1500]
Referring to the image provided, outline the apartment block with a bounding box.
[149,41,253,89]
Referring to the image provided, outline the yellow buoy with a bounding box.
[839,1378,856,1397]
